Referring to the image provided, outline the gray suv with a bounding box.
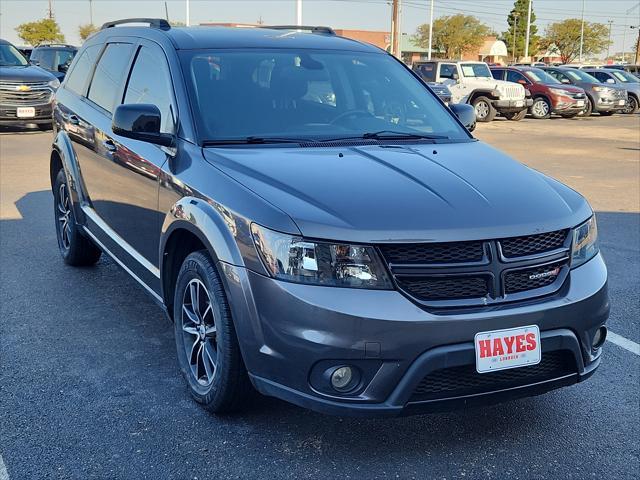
[583,68,640,114]
[50,19,609,416]
[541,66,627,116]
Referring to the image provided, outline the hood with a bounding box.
[203,142,592,243]
[545,83,584,94]
[0,65,56,83]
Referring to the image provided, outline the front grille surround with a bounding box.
[0,81,53,106]
[378,229,572,309]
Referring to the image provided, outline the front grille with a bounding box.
[397,276,489,301]
[502,85,524,99]
[499,229,569,258]
[410,350,576,402]
[0,82,53,106]
[378,228,570,307]
[504,261,566,294]
[379,241,484,265]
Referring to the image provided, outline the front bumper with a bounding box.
[592,94,627,112]
[493,98,533,112]
[0,103,53,126]
[222,253,609,417]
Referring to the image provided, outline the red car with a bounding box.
[491,66,587,119]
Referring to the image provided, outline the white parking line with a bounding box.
[0,453,9,480]
[607,331,640,356]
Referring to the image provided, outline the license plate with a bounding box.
[618,100,626,105]
[515,100,524,107]
[576,100,585,107]
[474,325,541,374]
[16,107,35,118]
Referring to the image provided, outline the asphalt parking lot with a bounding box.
[1,114,639,479]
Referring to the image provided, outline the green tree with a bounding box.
[78,23,99,42]
[15,18,65,46]
[415,14,491,59]
[502,0,539,60]
[542,19,610,64]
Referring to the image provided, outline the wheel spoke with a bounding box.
[202,342,215,382]
[189,281,200,317]
[189,338,201,366]
[182,304,200,326]
[182,325,199,336]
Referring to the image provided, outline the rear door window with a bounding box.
[35,49,55,70]
[416,63,436,82]
[123,45,176,134]
[64,44,102,96]
[87,43,134,114]
[439,64,457,80]
[506,70,527,84]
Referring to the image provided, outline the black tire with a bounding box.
[53,169,102,266]
[530,97,551,119]
[472,96,496,122]
[560,112,580,119]
[503,109,527,121]
[599,111,615,116]
[579,97,593,117]
[173,251,252,413]
[622,95,639,114]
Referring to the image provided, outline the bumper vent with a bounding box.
[410,350,576,402]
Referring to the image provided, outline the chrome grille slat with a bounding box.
[0,82,53,106]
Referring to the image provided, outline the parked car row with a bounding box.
[412,60,638,122]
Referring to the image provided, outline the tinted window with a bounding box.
[184,50,469,142]
[547,70,569,83]
[65,45,102,95]
[506,70,527,83]
[524,68,560,84]
[591,71,610,82]
[0,43,28,66]
[491,69,505,80]
[88,43,134,113]
[415,63,436,82]
[440,64,457,79]
[124,46,175,133]
[35,49,55,69]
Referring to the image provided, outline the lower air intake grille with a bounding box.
[379,241,484,265]
[397,276,489,301]
[410,350,576,402]
[504,261,566,294]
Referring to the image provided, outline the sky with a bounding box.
[0,0,639,58]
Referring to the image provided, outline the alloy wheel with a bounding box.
[57,183,72,250]
[180,278,218,387]
[532,99,549,117]
[623,96,637,114]
[474,101,489,120]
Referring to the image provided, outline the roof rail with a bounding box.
[101,18,171,31]
[35,43,77,48]
[261,25,335,35]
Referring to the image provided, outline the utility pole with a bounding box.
[634,26,640,65]
[391,0,401,59]
[512,12,520,63]
[164,1,169,22]
[524,0,532,60]
[89,0,93,25]
[296,0,302,26]
[427,0,434,60]
[606,20,613,62]
[186,0,190,26]
[579,0,585,62]
[47,0,53,19]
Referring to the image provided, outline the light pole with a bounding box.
[512,13,520,63]
[606,20,613,61]
[186,0,190,26]
[524,0,532,60]
[427,0,434,60]
[296,0,302,26]
[89,0,93,25]
[579,0,585,62]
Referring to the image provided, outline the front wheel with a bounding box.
[599,111,615,116]
[622,95,638,114]
[472,96,496,122]
[560,112,580,119]
[530,97,551,119]
[174,251,252,413]
[503,110,527,121]
[53,169,101,266]
[579,97,593,117]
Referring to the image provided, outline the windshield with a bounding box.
[610,70,638,83]
[564,69,599,83]
[0,43,28,67]
[181,49,470,143]
[460,63,492,78]
[524,68,560,84]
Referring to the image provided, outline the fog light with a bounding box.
[592,326,607,349]
[331,366,354,392]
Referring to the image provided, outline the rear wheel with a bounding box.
[53,169,101,266]
[530,97,551,119]
[174,251,252,413]
[472,96,496,122]
[599,111,615,116]
[622,95,638,114]
[503,109,527,121]
[579,97,593,117]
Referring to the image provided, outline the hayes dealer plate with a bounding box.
[474,325,541,373]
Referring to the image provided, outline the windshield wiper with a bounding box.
[202,136,318,146]
[319,130,449,143]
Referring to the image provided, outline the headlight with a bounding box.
[571,216,598,268]
[549,88,572,96]
[48,78,60,90]
[592,86,611,93]
[251,224,392,289]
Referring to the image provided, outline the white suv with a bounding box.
[412,60,532,122]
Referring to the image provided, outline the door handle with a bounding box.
[68,114,79,125]
[102,139,117,152]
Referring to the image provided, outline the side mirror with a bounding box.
[112,104,174,147]
[450,103,476,131]
[29,59,39,66]
[452,72,459,81]
[517,79,527,85]
[605,78,615,84]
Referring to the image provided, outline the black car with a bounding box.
[29,43,77,80]
[0,38,59,128]
[50,19,608,417]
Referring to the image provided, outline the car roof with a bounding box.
[94,24,381,53]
